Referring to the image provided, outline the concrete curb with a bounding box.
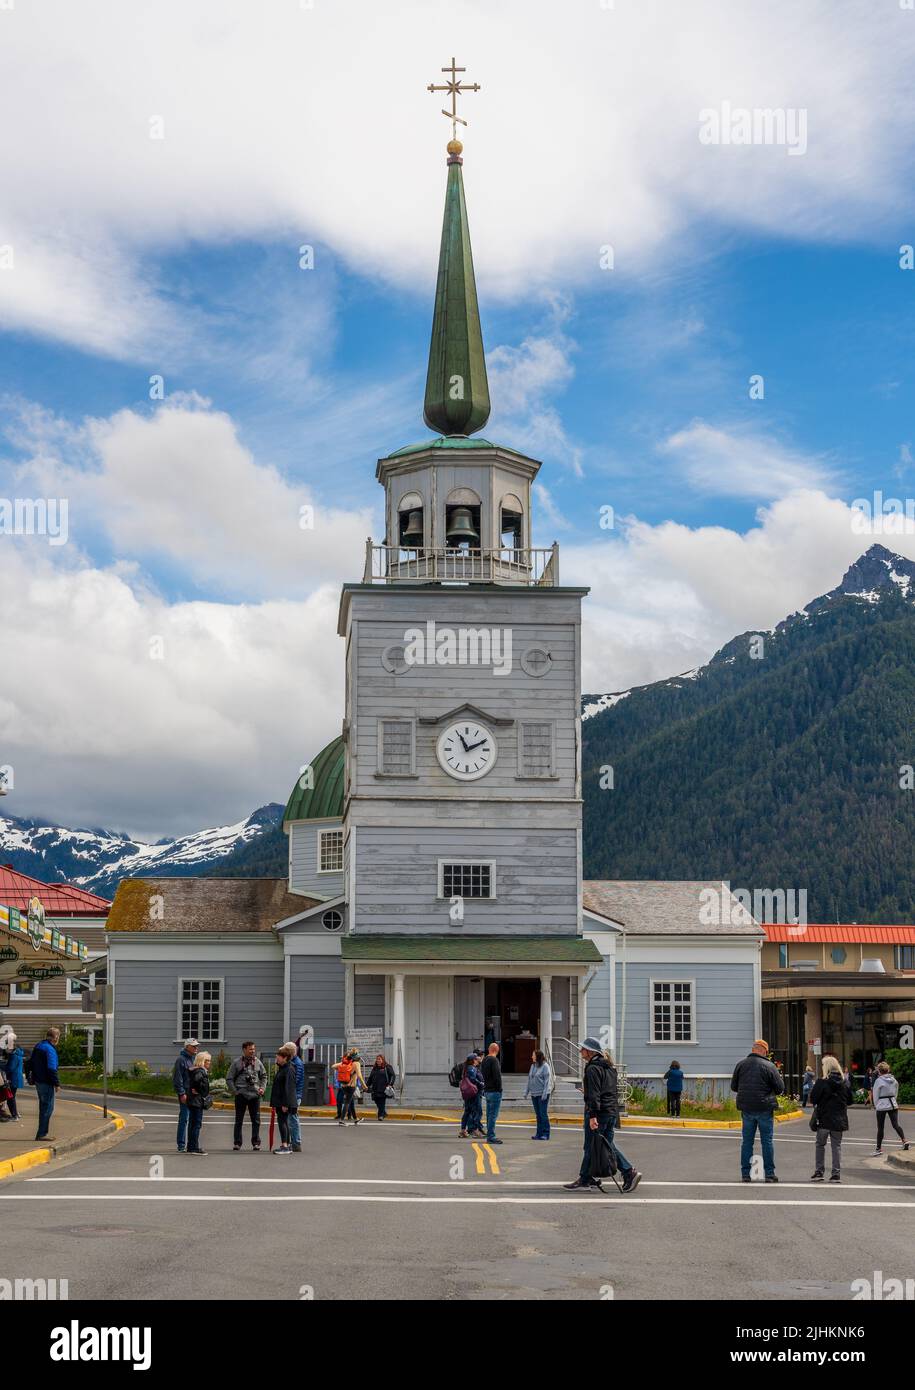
[0,1106,125,1182]
[885,1150,915,1175]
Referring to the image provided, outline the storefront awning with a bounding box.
[341,935,602,964]
[0,900,97,985]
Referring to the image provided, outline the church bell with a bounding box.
[445,506,480,547]
[400,509,424,545]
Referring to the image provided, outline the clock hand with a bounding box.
[464,740,489,752]
[457,734,471,751]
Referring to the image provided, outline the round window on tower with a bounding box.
[322,909,343,932]
[520,645,553,678]
[381,644,410,674]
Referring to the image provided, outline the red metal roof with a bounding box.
[764,923,915,944]
[0,866,110,917]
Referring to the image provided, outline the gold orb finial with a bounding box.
[447,138,463,156]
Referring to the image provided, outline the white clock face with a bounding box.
[436,720,498,781]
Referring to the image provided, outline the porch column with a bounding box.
[539,974,553,1062]
[343,962,355,1036]
[391,973,406,1077]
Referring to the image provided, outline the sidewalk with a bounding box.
[0,1092,125,1180]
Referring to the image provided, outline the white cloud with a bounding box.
[1,0,914,354]
[569,489,909,693]
[661,421,837,498]
[5,397,375,600]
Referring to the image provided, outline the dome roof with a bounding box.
[283,735,344,824]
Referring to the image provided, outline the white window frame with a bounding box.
[437,859,497,901]
[67,970,96,1003]
[516,719,556,778]
[10,979,39,1001]
[175,977,225,1044]
[648,978,697,1045]
[375,716,417,777]
[317,826,344,875]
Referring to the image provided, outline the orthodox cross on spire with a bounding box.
[427,57,481,145]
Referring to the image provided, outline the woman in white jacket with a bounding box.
[872,1061,910,1157]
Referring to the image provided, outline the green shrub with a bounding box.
[130,1059,150,1079]
[852,1088,869,1104]
[884,1049,915,1087]
[210,1049,230,1080]
[897,1082,915,1105]
[55,1030,90,1066]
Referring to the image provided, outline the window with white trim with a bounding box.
[438,861,496,900]
[67,971,95,1003]
[178,978,223,1042]
[10,979,37,1000]
[318,827,344,874]
[518,720,555,777]
[377,717,415,775]
[651,980,695,1043]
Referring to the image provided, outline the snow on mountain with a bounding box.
[581,690,631,722]
[0,804,284,895]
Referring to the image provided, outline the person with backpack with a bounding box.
[367,1054,396,1120]
[808,1054,853,1182]
[663,1060,684,1117]
[524,1050,553,1140]
[458,1054,481,1137]
[28,1027,61,1142]
[0,1032,23,1122]
[287,1043,305,1152]
[226,1041,267,1151]
[801,1065,816,1108]
[185,1050,212,1156]
[270,1043,299,1155]
[872,1060,910,1157]
[730,1039,785,1182]
[333,1051,364,1126]
[563,1038,641,1192]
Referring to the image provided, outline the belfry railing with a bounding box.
[363,540,560,587]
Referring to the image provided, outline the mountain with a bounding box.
[0,803,285,898]
[581,544,915,923]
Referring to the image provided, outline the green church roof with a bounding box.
[423,154,491,437]
[387,435,499,458]
[283,735,345,824]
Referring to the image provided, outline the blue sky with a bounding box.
[2,0,915,837]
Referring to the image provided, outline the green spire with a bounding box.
[423,148,491,437]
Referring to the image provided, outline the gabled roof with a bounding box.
[283,736,345,826]
[107,878,318,934]
[583,880,764,936]
[0,865,111,917]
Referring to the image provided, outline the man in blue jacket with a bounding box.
[286,1043,305,1153]
[29,1027,61,1141]
[172,1038,199,1153]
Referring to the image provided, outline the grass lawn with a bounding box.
[60,1067,176,1097]
[627,1092,800,1122]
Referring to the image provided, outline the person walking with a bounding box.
[226,1041,267,1151]
[172,1037,199,1153]
[801,1065,815,1108]
[663,1060,684,1117]
[287,1044,305,1152]
[186,1050,212,1156]
[864,1066,877,1107]
[367,1053,395,1120]
[458,1054,480,1137]
[270,1043,299,1155]
[871,1060,910,1157]
[563,1038,641,1192]
[28,1027,61,1142]
[730,1038,785,1183]
[524,1050,552,1140]
[808,1054,853,1183]
[482,1043,504,1145]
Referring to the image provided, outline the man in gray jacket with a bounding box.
[226,1041,267,1151]
[731,1039,785,1183]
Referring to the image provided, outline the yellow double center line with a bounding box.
[470,1142,500,1175]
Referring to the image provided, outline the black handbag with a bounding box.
[809,1107,820,1132]
[589,1129,624,1190]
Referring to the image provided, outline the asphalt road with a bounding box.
[2,1098,913,1301]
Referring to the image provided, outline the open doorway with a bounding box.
[485,979,540,1073]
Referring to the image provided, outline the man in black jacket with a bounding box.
[563,1038,641,1192]
[730,1039,785,1182]
[481,1043,503,1145]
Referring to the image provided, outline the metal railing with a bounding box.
[363,540,560,587]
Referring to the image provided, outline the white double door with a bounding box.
[404,975,453,1073]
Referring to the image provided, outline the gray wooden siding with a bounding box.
[288,956,345,1040]
[288,821,344,900]
[113,960,284,1070]
[614,961,756,1077]
[281,905,346,936]
[353,824,579,934]
[354,974,385,1028]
